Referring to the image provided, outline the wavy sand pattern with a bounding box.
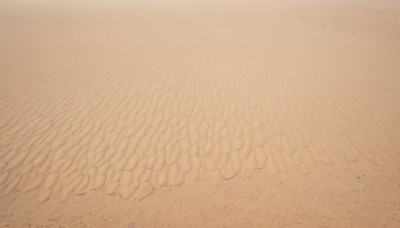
[0,1,400,227]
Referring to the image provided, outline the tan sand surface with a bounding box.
[0,1,400,227]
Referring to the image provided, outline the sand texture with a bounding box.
[0,1,400,227]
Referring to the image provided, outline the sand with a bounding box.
[0,1,399,227]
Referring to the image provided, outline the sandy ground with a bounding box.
[0,1,400,227]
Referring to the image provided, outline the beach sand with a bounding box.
[0,1,399,227]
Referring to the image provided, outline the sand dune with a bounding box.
[0,1,399,227]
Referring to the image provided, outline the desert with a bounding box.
[0,0,399,227]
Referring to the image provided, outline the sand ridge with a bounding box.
[1,5,400,202]
[0,2,400,227]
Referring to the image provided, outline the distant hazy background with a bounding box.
[1,0,400,10]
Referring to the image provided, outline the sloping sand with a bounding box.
[0,1,400,227]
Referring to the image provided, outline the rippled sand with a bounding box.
[0,1,400,227]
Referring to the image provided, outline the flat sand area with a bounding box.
[0,1,400,227]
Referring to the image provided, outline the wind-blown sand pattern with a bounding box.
[1,1,400,227]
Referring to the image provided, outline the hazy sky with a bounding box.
[1,0,400,10]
